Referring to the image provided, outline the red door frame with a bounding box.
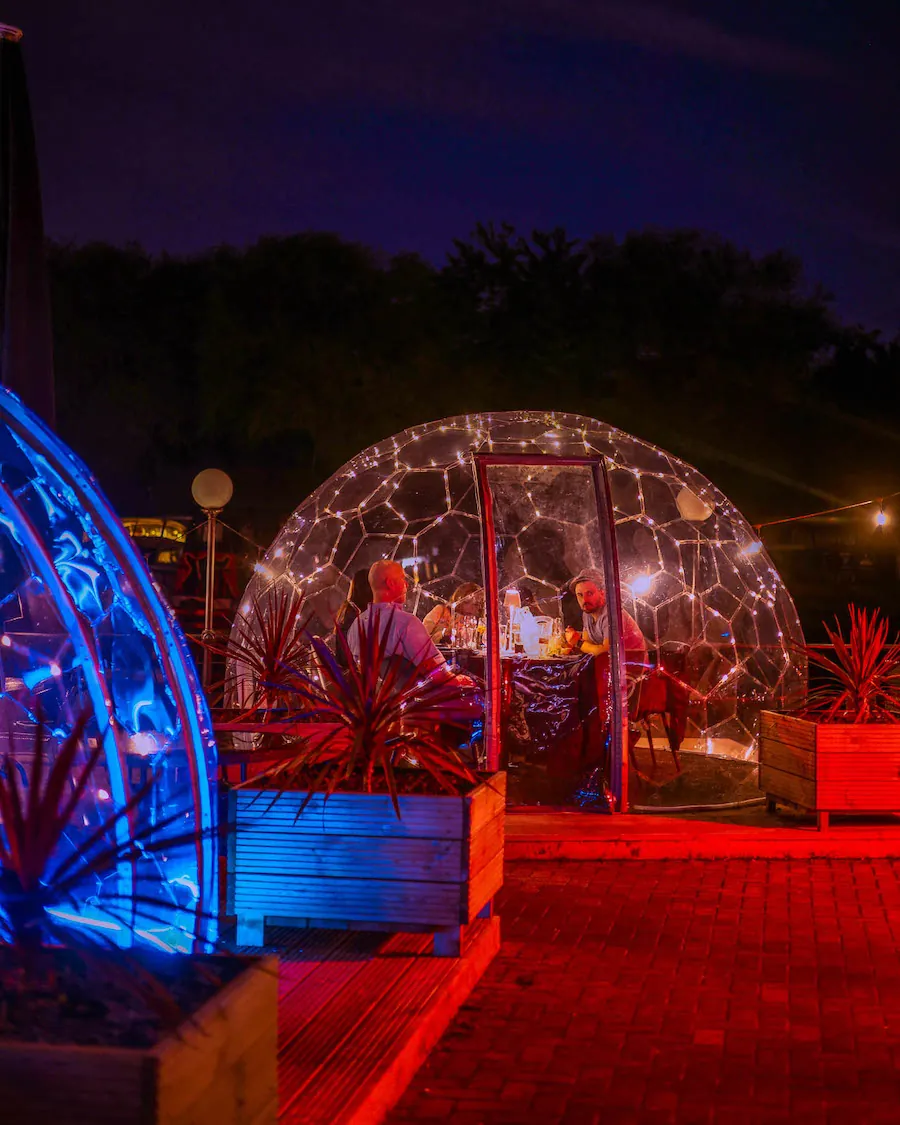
[473,452,629,810]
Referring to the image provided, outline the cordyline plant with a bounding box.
[234,609,482,816]
[0,708,215,1025]
[801,605,900,723]
[203,585,309,720]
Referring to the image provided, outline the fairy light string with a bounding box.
[234,411,813,761]
[754,490,900,534]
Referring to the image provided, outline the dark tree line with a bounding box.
[47,225,900,547]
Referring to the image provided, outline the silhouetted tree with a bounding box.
[45,225,898,546]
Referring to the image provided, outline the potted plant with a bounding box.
[0,709,278,1124]
[759,605,900,829]
[205,585,309,724]
[226,614,506,955]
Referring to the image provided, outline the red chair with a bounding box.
[632,667,683,773]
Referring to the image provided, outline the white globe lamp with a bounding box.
[192,468,234,512]
[191,469,234,687]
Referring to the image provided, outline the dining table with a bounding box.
[439,645,614,807]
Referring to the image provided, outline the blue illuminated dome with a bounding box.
[0,387,216,949]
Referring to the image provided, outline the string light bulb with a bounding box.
[875,502,888,528]
[631,573,653,596]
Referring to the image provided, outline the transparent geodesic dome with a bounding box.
[242,411,805,766]
[0,388,216,949]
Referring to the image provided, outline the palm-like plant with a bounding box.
[203,585,309,720]
[802,605,900,723]
[239,609,481,815]
[0,706,221,1032]
[0,710,207,951]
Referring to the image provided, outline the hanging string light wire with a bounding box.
[754,490,900,533]
[185,518,265,555]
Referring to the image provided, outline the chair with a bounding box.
[631,667,682,773]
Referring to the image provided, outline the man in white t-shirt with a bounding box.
[347,560,452,681]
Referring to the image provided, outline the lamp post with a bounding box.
[0,23,57,426]
[191,469,233,690]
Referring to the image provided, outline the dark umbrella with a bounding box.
[0,24,54,425]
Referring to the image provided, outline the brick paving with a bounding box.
[388,859,900,1124]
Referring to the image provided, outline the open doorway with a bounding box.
[473,454,631,810]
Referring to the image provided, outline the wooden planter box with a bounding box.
[228,774,506,955]
[0,955,278,1125]
[760,710,900,829]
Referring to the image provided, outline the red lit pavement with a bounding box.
[388,859,900,1124]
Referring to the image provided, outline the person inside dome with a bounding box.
[566,569,647,673]
[348,560,471,686]
[422,582,484,644]
[566,569,648,790]
[333,567,373,668]
[336,567,373,635]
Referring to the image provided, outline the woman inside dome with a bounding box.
[423,582,484,644]
[336,567,373,635]
[334,567,373,667]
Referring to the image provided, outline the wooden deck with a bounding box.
[506,808,900,860]
[246,919,499,1124]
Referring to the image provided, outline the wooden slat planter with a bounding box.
[760,710,900,829]
[0,955,278,1125]
[228,774,506,955]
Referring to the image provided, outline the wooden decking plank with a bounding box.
[337,919,499,1125]
[287,959,455,1123]
[241,923,354,957]
[278,956,420,1111]
[238,925,363,1000]
[378,932,432,957]
[268,926,386,960]
[279,953,383,1057]
[271,930,371,1001]
[279,961,318,1001]
[279,918,500,1125]
[505,810,900,858]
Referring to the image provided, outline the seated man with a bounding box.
[563,569,648,799]
[565,569,647,673]
[348,559,457,683]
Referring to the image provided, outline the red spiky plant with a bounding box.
[802,605,900,723]
[235,609,481,816]
[0,708,217,1030]
[203,585,309,721]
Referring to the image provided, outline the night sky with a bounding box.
[15,1,900,332]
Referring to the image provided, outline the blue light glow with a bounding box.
[0,388,217,948]
[22,664,57,690]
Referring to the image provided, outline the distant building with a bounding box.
[123,515,247,638]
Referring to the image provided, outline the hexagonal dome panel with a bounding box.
[240,411,805,762]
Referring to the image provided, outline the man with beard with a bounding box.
[564,569,648,805]
[566,569,647,672]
